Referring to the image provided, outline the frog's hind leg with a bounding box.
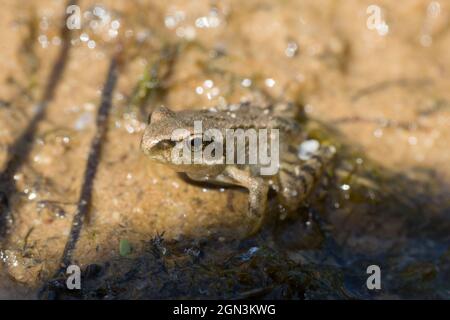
[278,146,335,211]
[223,166,269,235]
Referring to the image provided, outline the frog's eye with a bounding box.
[188,137,203,152]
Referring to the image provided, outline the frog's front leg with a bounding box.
[224,166,269,235]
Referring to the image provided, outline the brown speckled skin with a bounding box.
[141,102,335,234]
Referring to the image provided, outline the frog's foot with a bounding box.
[224,167,269,236]
[279,145,335,211]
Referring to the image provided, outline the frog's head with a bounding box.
[141,106,225,174]
[141,106,183,163]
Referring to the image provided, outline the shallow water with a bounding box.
[0,0,449,299]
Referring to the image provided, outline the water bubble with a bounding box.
[304,104,314,114]
[28,192,37,200]
[136,30,150,43]
[80,33,89,42]
[83,11,93,19]
[125,29,134,38]
[285,41,298,57]
[264,78,276,88]
[408,136,418,145]
[298,139,320,160]
[165,16,177,29]
[240,247,260,261]
[93,6,106,17]
[208,87,220,100]
[74,112,94,131]
[420,34,432,47]
[121,113,146,134]
[164,10,185,29]
[108,29,118,38]
[195,86,204,95]
[341,184,350,191]
[87,40,96,49]
[176,26,196,40]
[89,20,99,29]
[111,20,120,30]
[376,22,389,36]
[38,35,49,48]
[195,10,221,29]
[373,128,383,138]
[92,6,110,27]
[427,1,441,17]
[204,80,214,88]
[197,80,220,100]
[40,18,49,30]
[241,78,252,87]
[51,36,61,46]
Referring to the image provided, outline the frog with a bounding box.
[141,101,335,235]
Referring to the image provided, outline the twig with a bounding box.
[38,55,119,300]
[58,56,119,271]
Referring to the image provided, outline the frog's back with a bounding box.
[179,101,302,134]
